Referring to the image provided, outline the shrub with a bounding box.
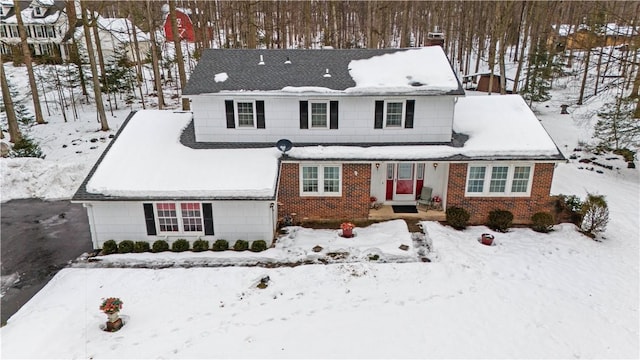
[580,193,609,236]
[212,239,229,251]
[531,212,555,233]
[250,240,268,252]
[487,210,513,232]
[554,194,583,225]
[192,240,210,252]
[446,207,470,230]
[133,241,150,253]
[233,240,249,251]
[152,240,169,253]
[613,148,635,163]
[10,136,44,159]
[117,240,134,253]
[102,240,117,255]
[172,239,190,252]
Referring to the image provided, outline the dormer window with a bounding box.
[0,7,5,17]
[33,6,44,17]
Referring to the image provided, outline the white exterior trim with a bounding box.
[464,162,535,197]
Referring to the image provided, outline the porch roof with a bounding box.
[281,95,564,161]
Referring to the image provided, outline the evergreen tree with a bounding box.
[594,96,640,150]
[103,45,136,108]
[521,39,553,105]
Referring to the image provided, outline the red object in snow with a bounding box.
[480,233,494,246]
[164,9,195,42]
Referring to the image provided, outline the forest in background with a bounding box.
[2,1,639,155]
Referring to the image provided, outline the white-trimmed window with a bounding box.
[156,203,179,232]
[155,202,204,233]
[310,101,329,128]
[465,164,534,196]
[236,101,255,127]
[385,101,405,127]
[45,25,55,38]
[300,164,342,196]
[33,6,43,17]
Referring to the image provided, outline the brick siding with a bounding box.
[446,163,556,224]
[277,163,371,222]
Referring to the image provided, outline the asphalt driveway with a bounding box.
[1,199,93,325]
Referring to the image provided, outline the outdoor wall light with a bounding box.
[375,163,380,169]
[433,163,439,169]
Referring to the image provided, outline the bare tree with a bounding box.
[146,0,165,109]
[80,0,109,131]
[1,63,22,143]
[168,0,187,90]
[13,2,44,124]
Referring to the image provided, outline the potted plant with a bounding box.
[480,233,494,246]
[100,297,124,331]
[340,222,355,238]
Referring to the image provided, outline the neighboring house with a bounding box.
[72,17,150,64]
[73,47,565,250]
[1,0,149,64]
[551,23,639,50]
[0,0,69,62]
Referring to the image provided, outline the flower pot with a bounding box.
[480,233,494,246]
[105,312,123,332]
[341,228,353,238]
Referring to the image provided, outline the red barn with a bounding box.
[164,8,195,42]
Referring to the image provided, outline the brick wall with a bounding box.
[277,163,371,221]
[446,163,556,224]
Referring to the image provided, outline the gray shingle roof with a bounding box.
[182,48,465,95]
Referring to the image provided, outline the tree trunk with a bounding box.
[80,0,109,131]
[13,2,44,124]
[169,0,187,90]
[91,10,114,115]
[577,49,591,105]
[1,63,22,143]
[146,0,164,109]
[127,3,146,109]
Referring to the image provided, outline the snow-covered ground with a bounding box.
[1,51,639,358]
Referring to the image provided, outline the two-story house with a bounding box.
[0,0,69,61]
[1,0,150,64]
[72,47,565,250]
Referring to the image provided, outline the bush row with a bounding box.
[101,239,270,255]
[444,193,609,237]
[444,207,554,233]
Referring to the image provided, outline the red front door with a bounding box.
[385,163,417,201]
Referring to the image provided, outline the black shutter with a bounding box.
[330,101,339,129]
[374,100,384,129]
[299,101,308,129]
[405,100,415,128]
[225,100,235,128]
[202,203,214,235]
[256,101,265,129]
[143,203,157,235]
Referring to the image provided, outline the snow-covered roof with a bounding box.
[80,111,281,199]
[97,17,150,43]
[75,95,562,200]
[286,95,562,161]
[553,23,639,37]
[1,0,62,24]
[183,47,464,96]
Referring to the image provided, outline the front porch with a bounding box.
[368,205,446,222]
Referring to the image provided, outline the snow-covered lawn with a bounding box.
[1,217,637,358]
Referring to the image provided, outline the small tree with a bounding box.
[594,96,640,151]
[580,193,609,237]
